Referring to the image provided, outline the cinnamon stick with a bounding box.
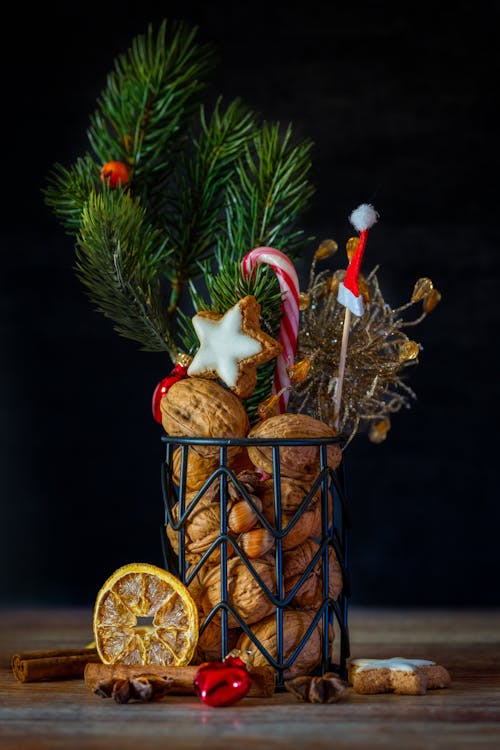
[11,648,101,683]
[85,662,276,698]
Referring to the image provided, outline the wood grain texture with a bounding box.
[1,607,499,749]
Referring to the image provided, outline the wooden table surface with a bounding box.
[0,607,499,749]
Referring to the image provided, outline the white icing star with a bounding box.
[188,302,262,387]
[351,657,435,672]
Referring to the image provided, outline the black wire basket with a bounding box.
[160,434,351,689]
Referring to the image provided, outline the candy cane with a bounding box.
[241,247,300,412]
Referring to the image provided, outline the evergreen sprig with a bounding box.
[76,189,174,354]
[217,122,315,265]
[165,98,256,314]
[88,20,215,195]
[44,155,99,235]
[46,19,316,376]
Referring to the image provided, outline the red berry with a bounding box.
[100,161,130,189]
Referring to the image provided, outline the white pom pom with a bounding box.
[349,204,379,232]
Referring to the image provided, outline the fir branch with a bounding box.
[44,155,100,235]
[165,98,256,317]
[218,121,315,264]
[88,19,216,214]
[75,189,175,355]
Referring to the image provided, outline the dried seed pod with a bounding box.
[314,239,338,261]
[398,340,420,363]
[423,288,442,313]
[238,527,275,558]
[111,678,131,704]
[237,610,325,679]
[228,496,263,535]
[129,676,154,702]
[247,414,342,481]
[346,236,359,260]
[197,557,276,627]
[369,418,391,444]
[283,539,343,608]
[160,378,249,458]
[285,673,348,703]
[411,277,434,302]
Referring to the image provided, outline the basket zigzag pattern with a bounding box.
[161,435,350,687]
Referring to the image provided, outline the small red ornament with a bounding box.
[100,160,130,189]
[193,656,252,707]
[152,360,190,423]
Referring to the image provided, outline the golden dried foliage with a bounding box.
[290,248,441,446]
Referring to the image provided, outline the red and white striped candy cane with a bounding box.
[241,247,300,412]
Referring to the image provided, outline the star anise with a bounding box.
[285,673,348,704]
[94,674,173,704]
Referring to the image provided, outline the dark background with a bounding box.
[1,1,498,608]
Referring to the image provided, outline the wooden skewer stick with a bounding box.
[334,204,378,431]
[333,306,352,432]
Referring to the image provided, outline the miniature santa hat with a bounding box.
[337,203,379,316]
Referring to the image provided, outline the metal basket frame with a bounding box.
[160,435,351,689]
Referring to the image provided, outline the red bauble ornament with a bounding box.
[194,656,252,707]
[152,363,189,423]
[100,160,130,189]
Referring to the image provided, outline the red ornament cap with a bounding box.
[100,160,130,189]
[193,656,252,707]
[152,354,191,423]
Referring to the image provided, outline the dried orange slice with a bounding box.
[93,562,198,666]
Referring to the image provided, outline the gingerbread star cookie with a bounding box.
[187,296,282,399]
[348,657,451,695]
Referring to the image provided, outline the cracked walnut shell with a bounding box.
[283,539,343,608]
[237,610,326,679]
[197,556,276,627]
[260,489,322,551]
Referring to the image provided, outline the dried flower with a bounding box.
[290,262,440,446]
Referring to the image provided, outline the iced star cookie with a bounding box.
[348,657,451,695]
[187,296,282,399]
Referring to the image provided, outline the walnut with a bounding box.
[197,556,276,627]
[283,539,343,608]
[171,447,254,492]
[166,495,233,565]
[262,476,315,512]
[236,610,326,679]
[170,447,220,492]
[160,377,249,458]
[191,619,241,664]
[247,413,342,481]
[166,471,263,565]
